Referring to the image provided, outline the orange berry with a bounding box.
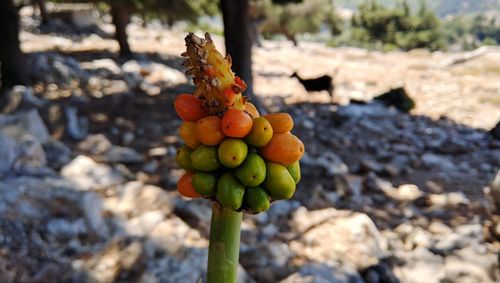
[174,94,209,122]
[221,109,253,138]
[179,122,200,149]
[223,88,237,107]
[260,133,304,166]
[263,113,294,133]
[244,102,260,118]
[177,172,201,198]
[195,116,225,146]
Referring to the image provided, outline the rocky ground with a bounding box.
[0,7,499,283]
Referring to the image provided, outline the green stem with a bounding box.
[206,203,242,283]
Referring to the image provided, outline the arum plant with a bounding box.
[174,33,304,283]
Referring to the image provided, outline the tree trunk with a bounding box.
[111,2,132,58]
[34,0,49,25]
[0,0,28,92]
[220,0,267,113]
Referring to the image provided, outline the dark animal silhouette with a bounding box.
[291,71,335,102]
[374,87,415,113]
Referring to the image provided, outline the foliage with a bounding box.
[441,14,500,50]
[49,0,217,25]
[256,0,342,43]
[350,0,445,51]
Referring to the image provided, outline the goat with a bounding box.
[291,71,336,103]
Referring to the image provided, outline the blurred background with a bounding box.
[0,0,499,282]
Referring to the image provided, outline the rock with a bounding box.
[61,155,124,190]
[123,210,165,237]
[65,107,88,140]
[31,53,86,85]
[81,59,122,76]
[291,208,387,269]
[443,244,498,283]
[394,248,445,283]
[107,182,174,217]
[333,174,363,203]
[0,133,19,176]
[139,81,162,96]
[333,103,390,121]
[437,137,472,154]
[174,198,212,235]
[46,217,87,239]
[81,239,145,283]
[82,193,110,238]
[390,184,423,202]
[364,173,394,193]
[280,263,363,283]
[427,192,470,208]
[301,152,348,176]
[421,153,455,171]
[147,216,206,255]
[103,146,143,163]
[43,139,72,169]
[0,109,50,143]
[241,241,295,282]
[395,225,433,250]
[0,110,52,176]
[77,134,112,155]
[360,159,384,173]
[1,86,48,113]
[305,184,342,209]
[267,200,301,222]
[77,134,144,163]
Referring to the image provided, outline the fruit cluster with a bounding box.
[174,33,304,214]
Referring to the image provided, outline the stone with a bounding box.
[0,133,19,176]
[108,182,174,217]
[61,155,124,190]
[1,86,48,113]
[65,107,88,140]
[364,173,394,193]
[103,146,143,163]
[280,263,363,283]
[333,174,363,202]
[427,192,470,208]
[82,193,110,238]
[81,239,145,283]
[291,208,387,269]
[77,134,143,163]
[393,184,423,202]
[77,134,112,155]
[124,210,165,237]
[43,139,72,169]
[301,152,348,176]
[394,248,445,283]
[46,217,87,239]
[0,109,50,143]
[81,59,122,76]
[267,200,301,222]
[421,153,455,171]
[148,216,206,255]
[360,159,384,173]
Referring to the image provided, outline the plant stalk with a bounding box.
[206,203,242,283]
